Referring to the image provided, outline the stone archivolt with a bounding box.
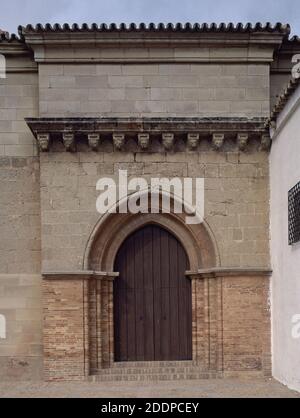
[27,117,271,152]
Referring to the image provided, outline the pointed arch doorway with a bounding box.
[113,224,192,362]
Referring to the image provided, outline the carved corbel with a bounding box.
[138,133,150,150]
[88,133,100,151]
[37,133,50,152]
[260,133,271,151]
[212,133,224,151]
[63,133,75,152]
[187,133,200,150]
[113,133,125,150]
[162,133,174,151]
[237,133,249,151]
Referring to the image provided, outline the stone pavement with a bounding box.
[0,378,299,398]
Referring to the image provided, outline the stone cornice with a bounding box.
[0,23,291,64]
[186,267,272,279]
[19,23,289,47]
[26,117,271,152]
[21,31,285,47]
[0,37,37,72]
[18,23,289,64]
[0,39,31,57]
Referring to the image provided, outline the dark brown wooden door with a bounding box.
[114,224,192,362]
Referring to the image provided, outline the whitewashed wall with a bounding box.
[270,85,300,392]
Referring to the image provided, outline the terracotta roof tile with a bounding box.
[289,35,300,42]
[18,22,291,35]
[0,31,19,42]
[270,77,300,121]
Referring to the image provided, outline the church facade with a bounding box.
[0,23,299,384]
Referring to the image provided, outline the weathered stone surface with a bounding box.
[38,63,272,118]
[1,26,285,383]
[0,274,43,381]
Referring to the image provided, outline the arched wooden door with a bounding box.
[114,224,192,362]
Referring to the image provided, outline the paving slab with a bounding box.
[0,378,299,398]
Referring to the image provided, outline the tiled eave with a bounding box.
[18,23,289,64]
[0,22,292,63]
[25,116,271,152]
[269,77,300,122]
[0,36,30,56]
[19,22,290,35]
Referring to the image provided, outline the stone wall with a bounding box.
[0,71,37,158]
[0,274,42,380]
[270,85,300,392]
[39,63,270,118]
[0,39,274,381]
[40,145,269,272]
[0,63,42,380]
[38,61,270,274]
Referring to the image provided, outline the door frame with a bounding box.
[86,211,220,371]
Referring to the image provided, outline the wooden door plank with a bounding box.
[153,225,162,360]
[169,236,180,360]
[134,229,145,361]
[160,228,170,360]
[143,226,154,360]
[113,224,192,363]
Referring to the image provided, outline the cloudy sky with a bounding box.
[1,0,300,36]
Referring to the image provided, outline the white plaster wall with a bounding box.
[270,87,300,392]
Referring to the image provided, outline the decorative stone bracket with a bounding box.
[162,132,175,150]
[26,117,271,152]
[88,133,100,151]
[113,133,125,150]
[37,133,50,152]
[138,133,150,150]
[237,133,249,151]
[212,133,224,150]
[62,133,75,152]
